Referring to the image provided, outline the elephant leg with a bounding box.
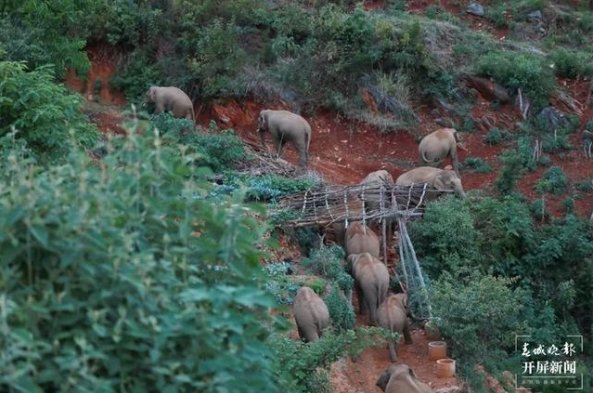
[388,341,397,362]
[403,323,413,344]
[297,325,306,342]
[272,136,283,158]
[298,145,308,167]
[356,284,366,315]
[155,102,165,114]
[368,302,378,326]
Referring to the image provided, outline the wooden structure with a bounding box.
[273,182,450,320]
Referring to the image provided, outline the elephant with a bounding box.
[359,169,395,211]
[376,364,433,393]
[395,167,466,199]
[257,109,312,167]
[377,293,413,362]
[347,252,389,325]
[418,128,460,176]
[145,86,195,122]
[344,221,381,258]
[293,286,330,342]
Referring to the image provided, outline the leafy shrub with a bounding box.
[301,245,352,293]
[408,197,481,279]
[535,166,568,195]
[484,127,513,145]
[461,157,492,172]
[496,149,524,194]
[0,61,98,162]
[477,51,555,109]
[430,272,531,362]
[0,129,279,392]
[530,198,549,222]
[548,48,593,78]
[325,283,355,331]
[189,20,247,98]
[575,180,593,192]
[265,262,300,305]
[271,327,395,393]
[0,5,89,77]
[245,174,317,201]
[159,120,247,172]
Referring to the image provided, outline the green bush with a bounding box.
[530,198,549,222]
[245,174,318,202]
[575,180,593,192]
[0,129,281,392]
[408,197,481,279]
[0,3,90,77]
[477,51,555,109]
[430,272,531,362]
[189,20,247,98]
[265,261,300,305]
[461,157,492,172]
[535,166,568,195]
[271,327,395,393]
[484,127,512,145]
[301,245,352,293]
[548,48,593,78]
[159,120,247,172]
[0,61,98,162]
[325,283,355,331]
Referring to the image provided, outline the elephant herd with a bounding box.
[144,86,468,200]
[147,86,461,392]
[293,216,431,392]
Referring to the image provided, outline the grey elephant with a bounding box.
[376,364,433,393]
[347,253,389,325]
[345,221,381,258]
[257,109,312,167]
[418,128,460,175]
[145,86,195,121]
[396,167,466,199]
[360,169,395,211]
[377,293,413,362]
[293,286,330,342]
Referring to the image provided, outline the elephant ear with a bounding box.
[433,172,448,191]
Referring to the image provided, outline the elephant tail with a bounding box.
[421,149,443,166]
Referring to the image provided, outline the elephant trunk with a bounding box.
[454,180,466,199]
[258,130,266,151]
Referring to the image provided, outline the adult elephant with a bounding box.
[347,252,389,325]
[293,286,330,342]
[344,221,381,258]
[145,86,195,121]
[257,109,312,167]
[418,128,460,175]
[396,167,466,199]
[377,293,413,362]
[376,364,433,393]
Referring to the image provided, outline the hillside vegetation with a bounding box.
[1,1,593,392]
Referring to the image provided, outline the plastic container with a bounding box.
[428,341,447,361]
[436,358,456,378]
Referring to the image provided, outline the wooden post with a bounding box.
[380,184,387,265]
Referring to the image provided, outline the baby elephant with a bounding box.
[347,253,389,325]
[376,364,433,393]
[293,286,330,342]
[257,109,312,167]
[377,293,413,362]
[145,86,195,121]
[345,222,381,258]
